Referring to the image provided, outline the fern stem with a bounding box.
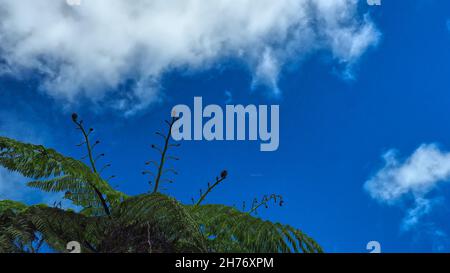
[248,194,283,215]
[195,176,227,206]
[248,202,265,215]
[153,117,177,193]
[73,119,111,217]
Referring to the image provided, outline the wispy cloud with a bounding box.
[401,197,439,231]
[224,90,233,104]
[364,144,450,230]
[0,0,380,115]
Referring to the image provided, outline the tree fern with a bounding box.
[0,115,322,253]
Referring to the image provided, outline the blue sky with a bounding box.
[2,0,450,253]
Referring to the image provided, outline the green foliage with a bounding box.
[113,193,207,252]
[0,118,322,253]
[0,200,28,213]
[0,202,47,253]
[189,205,322,253]
[0,137,127,215]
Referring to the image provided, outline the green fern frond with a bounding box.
[0,137,127,214]
[0,203,42,253]
[0,200,28,213]
[115,193,208,252]
[20,206,106,253]
[188,204,322,253]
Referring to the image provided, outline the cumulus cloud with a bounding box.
[0,0,379,115]
[364,144,450,230]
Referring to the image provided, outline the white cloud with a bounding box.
[364,144,450,229]
[251,48,281,95]
[401,197,437,231]
[0,0,379,114]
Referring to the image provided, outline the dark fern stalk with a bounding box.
[195,170,228,206]
[248,194,284,215]
[143,116,180,193]
[71,113,111,217]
